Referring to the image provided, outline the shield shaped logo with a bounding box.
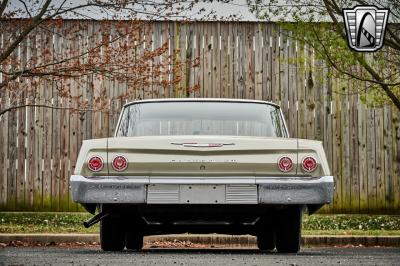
[343,6,390,52]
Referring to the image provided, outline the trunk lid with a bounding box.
[106,136,302,177]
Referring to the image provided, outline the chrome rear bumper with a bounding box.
[70,175,334,205]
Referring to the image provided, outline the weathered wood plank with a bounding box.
[375,107,385,213]
[287,35,297,137]
[332,76,342,212]
[383,104,394,212]
[246,23,255,100]
[237,23,246,99]
[367,107,377,212]
[25,32,36,210]
[305,47,315,140]
[17,37,27,210]
[41,30,53,211]
[320,64,333,214]
[340,82,350,213]
[6,32,18,210]
[33,31,44,211]
[51,26,61,212]
[254,23,263,100]
[0,84,9,208]
[358,93,368,213]
[220,23,229,98]
[262,24,270,101]
[279,29,288,117]
[204,23,212,98]
[271,25,279,103]
[211,22,220,98]
[194,22,203,98]
[297,42,307,139]
[392,107,400,214]
[349,83,360,213]
[7,108,17,211]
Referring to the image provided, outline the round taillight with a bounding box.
[302,156,317,172]
[112,155,128,171]
[278,156,294,172]
[88,156,103,172]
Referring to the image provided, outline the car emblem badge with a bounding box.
[171,142,235,148]
[342,5,389,52]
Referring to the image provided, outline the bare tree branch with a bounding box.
[0,103,103,117]
[0,0,51,63]
[17,0,33,18]
[0,0,8,17]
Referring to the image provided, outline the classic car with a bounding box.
[70,98,334,253]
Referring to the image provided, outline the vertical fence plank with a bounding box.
[358,94,368,212]
[254,23,263,100]
[7,108,17,211]
[212,22,220,98]
[349,84,360,213]
[204,23,212,98]
[262,24,271,101]
[288,34,297,137]
[279,29,288,117]
[6,31,18,211]
[220,23,229,98]
[376,107,385,212]
[17,39,27,210]
[194,22,203,98]
[51,25,60,212]
[340,82,350,212]
[332,77,342,211]
[321,65,333,213]
[367,107,377,212]
[245,23,255,100]
[383,105,394,212]
[392,107,400,213]
[0,89,8,208]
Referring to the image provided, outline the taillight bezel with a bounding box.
[277,156,294,172]
[112,155,128,171]
[301,156,317,172]
[87,155,104,172]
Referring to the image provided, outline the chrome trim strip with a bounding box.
[123,98,281,109]
[149,176,256,184]
[74,175,150,183]
[72,175,333,184]
[256,175,333,184]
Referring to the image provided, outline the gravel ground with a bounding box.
[1,247,400,266]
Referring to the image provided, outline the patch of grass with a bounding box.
[0,213,399,235]
[302,230,400,236]
[0,212,98,234]
[303,214,400,231]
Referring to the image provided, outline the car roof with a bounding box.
[123,98,281,108]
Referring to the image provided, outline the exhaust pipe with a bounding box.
[83,211,110,228]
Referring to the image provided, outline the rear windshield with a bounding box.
[116,101,287,137]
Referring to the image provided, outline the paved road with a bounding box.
[1,247,400,266]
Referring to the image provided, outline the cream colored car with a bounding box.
[70,98,334,253]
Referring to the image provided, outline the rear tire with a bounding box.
[257,231,275,251]
[275,206,302,253]
[125,231,143,250]
[100,215,125,251]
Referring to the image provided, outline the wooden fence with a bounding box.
[0,20,399,213]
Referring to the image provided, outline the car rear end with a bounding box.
[70,99,334,252]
